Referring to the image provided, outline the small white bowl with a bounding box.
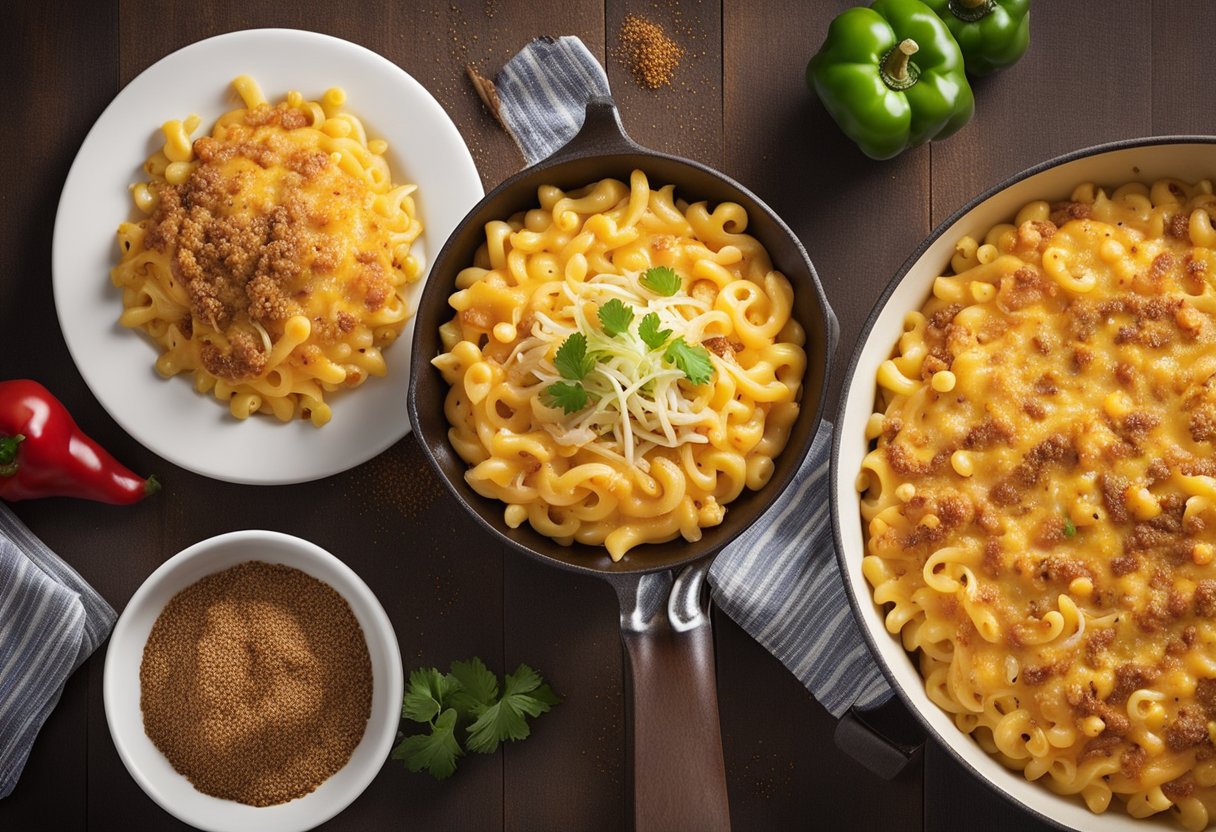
[104,530,403,832]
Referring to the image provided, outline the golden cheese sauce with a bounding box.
[860,179,1216,830]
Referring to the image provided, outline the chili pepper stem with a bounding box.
[881,39,920,90]
[0,434,23,477]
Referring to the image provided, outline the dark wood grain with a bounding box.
[1150,2,1216,137]
[503,560,626,832]
[714,612,924,832]
[3,2,1212,831]
[604,0,724,166]
[0,1,116,824]
[722,0,933,415]
[928,0,1153,226]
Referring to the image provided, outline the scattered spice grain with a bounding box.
[617,14,685,89]
[140,561,373,807]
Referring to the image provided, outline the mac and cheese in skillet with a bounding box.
[861,178,1216,829]
[111,76,422,426]
[434,170,806,560]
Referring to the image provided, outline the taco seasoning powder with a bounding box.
[139,561,373,806]
[617,14,685,89]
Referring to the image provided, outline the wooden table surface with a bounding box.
[0,1,1210,829]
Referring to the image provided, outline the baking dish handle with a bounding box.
[614,563,731,832]
[547,96,641,164]
[834,696,926,780]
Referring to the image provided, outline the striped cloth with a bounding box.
[0,504,116,798]
[493,37,613,165]
[491,38,891,717]
[709,424,891,716]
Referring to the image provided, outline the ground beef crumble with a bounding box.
[143,122,388,380]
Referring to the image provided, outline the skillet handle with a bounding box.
[547,96,640,164]
[833,696,926,780]
[615,563,731,832]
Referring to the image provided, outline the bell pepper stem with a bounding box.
[948,0,994,21]
[882,39,920,91]
[0,434,23,477]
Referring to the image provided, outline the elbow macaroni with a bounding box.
[436,171,805,561]
[111,76,423,426]
[861,178,1216,830]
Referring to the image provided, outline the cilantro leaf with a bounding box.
[1063,516,1077,537]
[448,657,499,718]
[640,266,681,296]
[637,312,672,351]
[392,708,461,779]
[664,337,715,385]
[397,658,559,780]
[506,663,562,708]
[554,332,594,380]
[598,299,635,337]
[543,381,590,414]
[402,667,455,723]
[466,664,561,755]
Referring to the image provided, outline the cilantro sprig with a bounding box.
[544,333,596,414]
[640,265,681,296]
[392,658,560,780]
[554,332,594,380]
[664,337,715,385]
[597,298,634,336]
[637,312,671,351]
[543,381,589,414]
[467,664,561,753]
[542,269,717,412]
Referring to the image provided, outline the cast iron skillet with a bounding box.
[409,97,837,831]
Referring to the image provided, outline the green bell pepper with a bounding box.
[923,0,1030,75]
[807,0,974,161]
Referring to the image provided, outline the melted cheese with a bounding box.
[861,179,1216,830]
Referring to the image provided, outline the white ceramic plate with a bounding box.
[104,530,404,832]
[834,139,1216,831]
[52,29,483,484]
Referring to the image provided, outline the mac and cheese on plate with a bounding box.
[112,76,422,426]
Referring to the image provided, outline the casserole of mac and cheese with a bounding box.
[861,178,1216,830]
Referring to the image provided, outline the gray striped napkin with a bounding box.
[0,503,116,798]
[487,36,891,717]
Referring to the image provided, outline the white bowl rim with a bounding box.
[830,134,1216,832]
[102,529,404,832]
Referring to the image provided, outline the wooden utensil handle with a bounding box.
[616,564,731,832]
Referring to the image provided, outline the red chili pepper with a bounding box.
[0,379,159,504]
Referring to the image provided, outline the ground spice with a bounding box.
[617,14,685,89]
[140,561,373,807]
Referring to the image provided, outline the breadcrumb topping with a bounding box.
[145,118,391,380]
